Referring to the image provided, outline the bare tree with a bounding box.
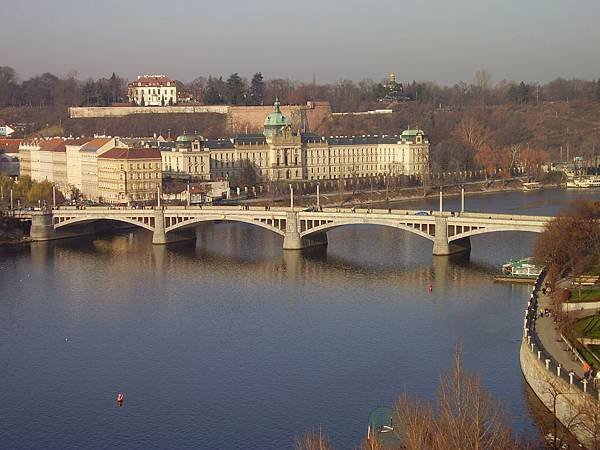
[293,428,333,450]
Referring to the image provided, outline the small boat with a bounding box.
[522,181,542,191]
[116,393,124,403]
[379,425,394,433]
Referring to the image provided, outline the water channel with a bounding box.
[1,188,598,449]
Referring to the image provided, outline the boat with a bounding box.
[522,181,542,191]
[500,257,543,281]
[566,176,600,188]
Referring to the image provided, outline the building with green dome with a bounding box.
[160,100,429,184]
[262,99,291,138]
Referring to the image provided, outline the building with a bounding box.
[80,138,120,201]
[161,134,210,181]
[165,101,430,184]
[97,147,162,203]
[0,139,21,177]
[128,75,177,106]
[65,137,92,195]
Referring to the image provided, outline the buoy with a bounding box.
[116,393,124,403]
[428,284,433,292]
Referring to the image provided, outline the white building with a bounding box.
[128,75,177,106]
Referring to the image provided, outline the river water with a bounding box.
[0,188,598,449]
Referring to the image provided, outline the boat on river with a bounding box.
[523,182,542,191]
[566,176,600,188]
[496,257,543,283]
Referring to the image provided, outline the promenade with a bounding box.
[535,280,587,379]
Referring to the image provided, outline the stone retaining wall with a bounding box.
[520,273,600,448]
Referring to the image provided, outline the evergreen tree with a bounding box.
[226,72,245,105]
[203,76,225,104]
[249,72,265,105]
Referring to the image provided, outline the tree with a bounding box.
[596,79,600,102]
[389,348,522,450]
[203,76,226,104]
[249,72,265,105]
[293,428,333,450]
[226,72,245,105]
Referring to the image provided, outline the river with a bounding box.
[0,188,598,449]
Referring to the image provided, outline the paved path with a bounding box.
[535,279,588,379]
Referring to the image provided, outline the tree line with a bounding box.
[2,66,600,111]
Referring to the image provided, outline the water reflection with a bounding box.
[4,188,592,449]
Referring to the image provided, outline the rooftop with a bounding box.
[98,147,162,160]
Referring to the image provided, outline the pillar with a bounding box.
[30,212,57,241]
[283,211,327,250]
[152,208,168,245]
[461,186,465,213]
[432,216,450,256]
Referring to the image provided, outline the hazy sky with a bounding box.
[1,0,599,85]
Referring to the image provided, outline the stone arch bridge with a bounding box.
[25,206,550,256]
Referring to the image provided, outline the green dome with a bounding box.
[263,99,290,137]
[176,134,203,142]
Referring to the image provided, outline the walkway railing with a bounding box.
[524,270,600,400]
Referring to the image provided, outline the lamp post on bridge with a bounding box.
[289,184,294,210]
[439,187,443,212]
[461,185,465,213]
[52,185,56,209]
[316,182,320,210]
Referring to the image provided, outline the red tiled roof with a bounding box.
[0,139,21,153]
[64,137,92,146]
[98,147,162,160]
[38,138,66,152]
[81,137,113,152]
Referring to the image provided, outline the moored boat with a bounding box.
[500,257,543,280]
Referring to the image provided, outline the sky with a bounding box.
[1,0,599,85]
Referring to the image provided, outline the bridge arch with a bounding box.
[300,219,435,242]
[166,215,286,237]
[448,226,544,242]
[54,215,155,232]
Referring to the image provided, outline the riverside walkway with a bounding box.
[535,283,587,379]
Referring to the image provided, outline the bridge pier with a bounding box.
[152,209,168,244]
[30,212,58,241]
[432,217,471,256]
[283,212,328,250]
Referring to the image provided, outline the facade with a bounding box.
[0,139,21,176]
[19,139,67,187]
[65,138,91,194]
[166,101,430,184]
[128,75,177,106]
[97,147,162,203]
[80,138,119,201]
[161,134,211,181]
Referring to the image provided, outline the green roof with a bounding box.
[401,128,424,137]
[263,99,291,137]
[176,134,203,142]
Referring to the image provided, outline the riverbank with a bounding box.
[238,177,562,209]
[520,273,598,448]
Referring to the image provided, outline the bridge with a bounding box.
[17,205,550,256]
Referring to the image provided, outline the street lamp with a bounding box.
[119,169,129,207]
